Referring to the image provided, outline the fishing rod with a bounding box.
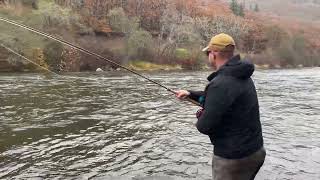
[0,17,201,107]
[1,44,195,108]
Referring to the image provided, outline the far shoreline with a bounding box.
[0,65,319,75]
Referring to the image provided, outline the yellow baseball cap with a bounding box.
[202,33,236,52]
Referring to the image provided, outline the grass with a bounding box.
[128,60,182,71]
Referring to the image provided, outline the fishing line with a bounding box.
[1,44,97,81]
[1,43,188,107]
[0,17,201,106]
[0,44,60,76]
[1,44,81,81]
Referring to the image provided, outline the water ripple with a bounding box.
[0,69,320,179]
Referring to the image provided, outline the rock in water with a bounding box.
[96,68,104,72]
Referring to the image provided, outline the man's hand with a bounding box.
[175,90,190,100]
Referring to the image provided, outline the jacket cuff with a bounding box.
[188,90,205,103]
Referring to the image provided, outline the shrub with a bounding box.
[43,41,64,72]
[32,48,49,70]
[60,47,81,72]
[107,7,139,36]
[0,36,26,66]
[265,25,289,48]
[194,16,250,49]
[160,6,201,45]
[274,34,315,67]
[175,48,190,60]
[127,30,153,59]
[38,1,87,32]
[174,23,202,46]
[158,6,202,63]
[175,48,205,70]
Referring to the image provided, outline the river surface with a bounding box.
[0,69,319,180]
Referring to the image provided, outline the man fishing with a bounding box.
[176,33,266,180]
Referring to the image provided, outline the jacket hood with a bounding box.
[207,55,254,81]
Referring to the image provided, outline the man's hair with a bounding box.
[219,45,235,59]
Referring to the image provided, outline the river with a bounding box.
[0,69,319,180]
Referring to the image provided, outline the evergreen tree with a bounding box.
[230,0,238,15]
[230,0,245,17]
[238,3,245,17]
[254,3,259,12]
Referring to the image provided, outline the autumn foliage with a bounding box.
[1,0,320,71]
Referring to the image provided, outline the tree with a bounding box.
[230,0,238,15]
[127,30,153,59]
[254,3,259,12]
[238,3,245,17]
[158,3,201,62]
[230,0,245,17]
[107,7,139,36]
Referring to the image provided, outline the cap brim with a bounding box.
[202,46,209,52]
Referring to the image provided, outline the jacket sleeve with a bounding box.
[196,80,238,135]
[188,90,205,103]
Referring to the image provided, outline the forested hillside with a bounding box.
[241,0,320,23]
[0,0,319,72]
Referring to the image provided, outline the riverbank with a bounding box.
[1,1,320,74]
[127,61,182,71]
[0,61,317,73]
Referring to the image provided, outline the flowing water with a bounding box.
[0,69,319,180]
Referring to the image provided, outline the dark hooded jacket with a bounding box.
[189,55,264,159]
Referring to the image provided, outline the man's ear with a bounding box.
[212,51,217,60]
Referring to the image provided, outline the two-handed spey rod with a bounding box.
[0,17,201,107]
